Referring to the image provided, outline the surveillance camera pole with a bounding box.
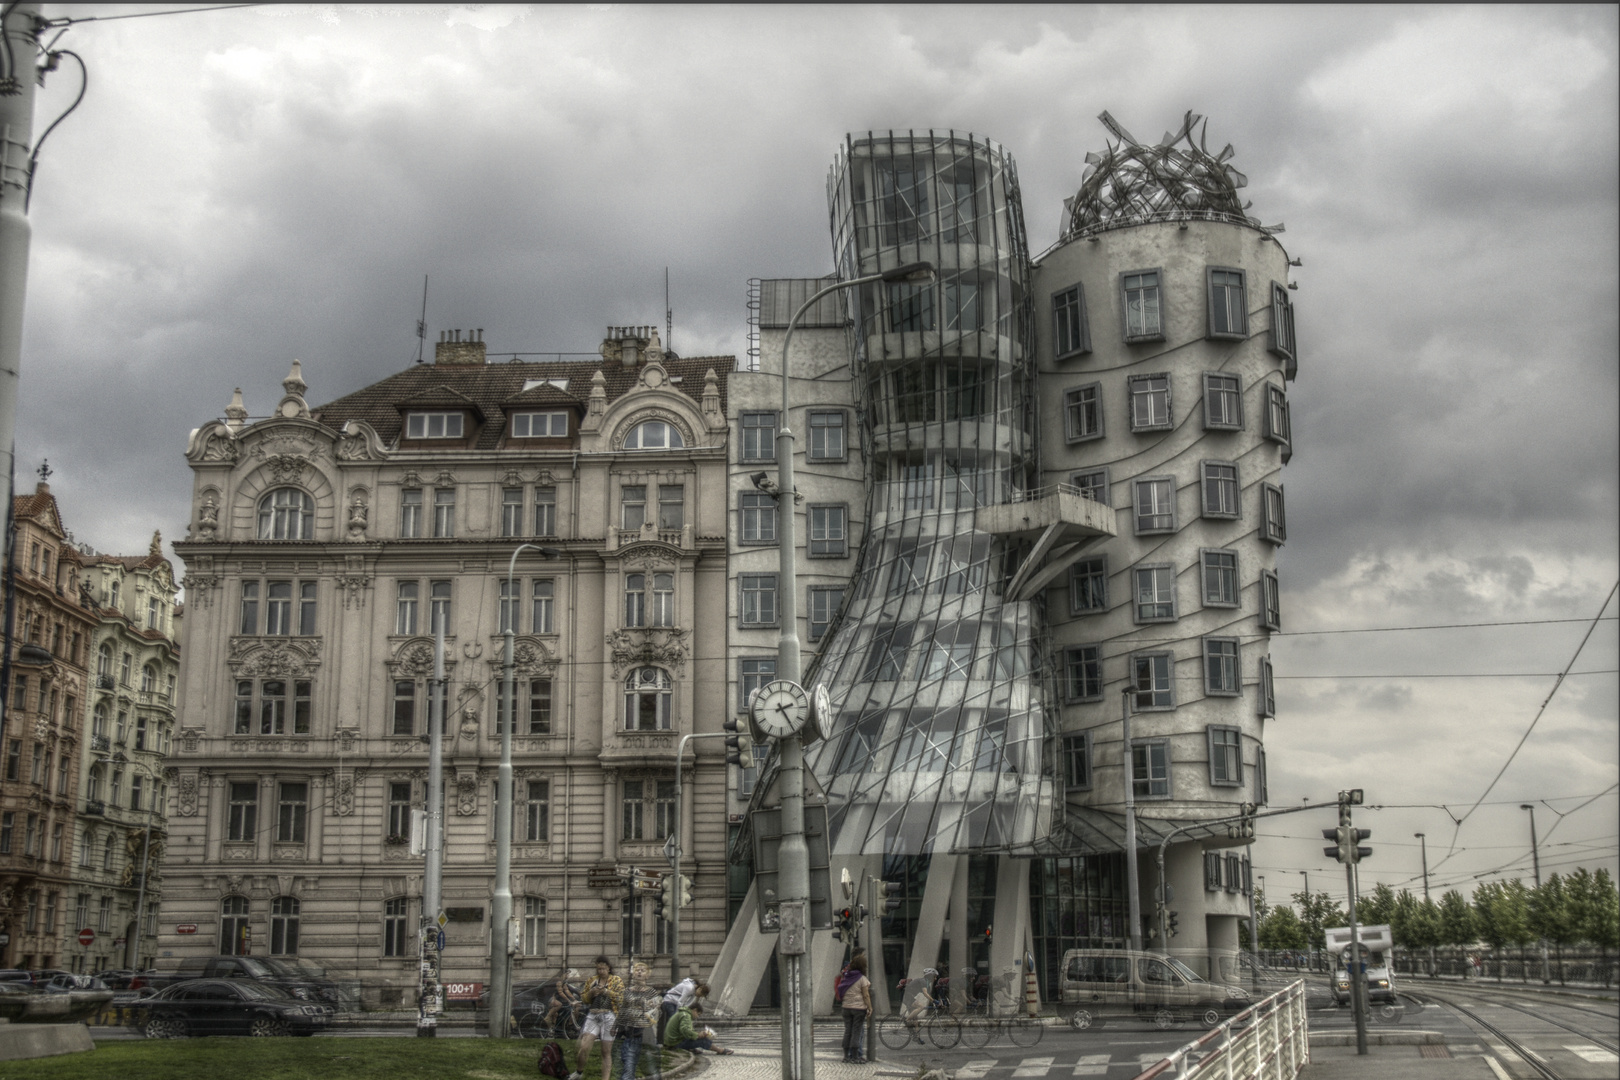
[774,263,933,1080]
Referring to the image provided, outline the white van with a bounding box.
[1322,925,1396,1005]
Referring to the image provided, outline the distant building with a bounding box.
[163,333,736,1000]
[0,482,96,971]
[74,535,181,973]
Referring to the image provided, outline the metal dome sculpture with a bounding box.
[1061,111,1278,239]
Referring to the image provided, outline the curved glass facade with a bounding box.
[807,132,1055,857]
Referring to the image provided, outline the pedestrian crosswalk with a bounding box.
[712,1032,1160,1077]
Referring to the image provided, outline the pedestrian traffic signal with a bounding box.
[835,906,854,941]
[677,873,693,908]
[876,880,902,915]
[724,718,744,766]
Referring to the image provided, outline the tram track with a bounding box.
[1404,987,1619,1080]
[1411,985,1619,1054]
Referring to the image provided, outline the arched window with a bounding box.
[623,420,684,450]
[92,704,108,740]
[269,896,300,955]
[103,834,116,871]
[80,830,94,868]
[87,764,103,802]
[97,643,112,679]
[141,664,157,694]
[257,488,315,540]
[623,667,672,731]
[221,896,250,956]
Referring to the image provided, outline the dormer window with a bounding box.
[405,412,464,439]
[623,420,684,450]
[512,411,569,438]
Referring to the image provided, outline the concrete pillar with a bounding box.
[987,857,1029,1015]
[947,856,971,1010]
[1207,914,1241,985]
[901,854,956,1007]
[710,883,777,1017]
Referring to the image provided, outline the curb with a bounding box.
[1309,1031,1444,1046]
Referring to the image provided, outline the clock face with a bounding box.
[750,679,810,739]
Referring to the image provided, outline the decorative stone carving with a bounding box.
[618,544,680,572]
[225,873,246,894]
[458,706,480,742]
[337,420,386,462]
[180,729,202,753]
[606,625,691,678]
[461,640,484,661]
[197,493,221,540]
[387,638,456,679]
[177,773,199,816]
[222,844,255,861]
[272,843,306,862]
[382,844,420,862]
[337,575,370,609]
[612,408,695,451]
[181,575,221,608]
[261,454,309,485]
[336,729,358,754]
[455,771,479,816]
[227,637,323,678]
[484,637,558,678]
[346,492,369,541]
[332,772,355,816]
[201,429,239,463]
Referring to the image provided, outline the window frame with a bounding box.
[534,486,558,537]
[807,504,848,558]
[511,411,569,439]
[1069,555,1108,616]
[1127,373,1173,432]
[808,586,843,641]
[276,781,308,844]
[432,487,456,538]
[523,896,547,956]
[500,487,524,538]
[527,678,553,734]
[1204,637,1241,697]
[1258,656,1276,718]
[622,667,674,732]
[1259,571,1281,632]
[1200,548,1240,609]
[405,411,466,440]
[1133,564,1178,624]
[1261,483,1287,545]
[1202,372,1244,431]
[1061,732,1092,790]
[1200,460,1241,520]
[1131,737,1171,799]
[740,411,778,463]
[1263,383,1291,448]
[739,573,779,628]
[256,488,315,541]
[1063,645,1103,703]
[1268,282,1296,365]
[1052,282,1092,358]
[1132,476,1177,535]
[1063,382,1105,443]
[621,485,647,532]
[738,491,778,546]
[657,484,685,530]
[399,488,423,538]
[1208,725,1243,786]
[1120,268,1166,343]
[1206,266,1248,340]
[383,897,410,958]
[524,779,550,842]
[739,657,776,713]
[1129,652,1175,711]
[623,419,684,450]
[807,410,848,462]
[1070,467,1110,506]
[532,579,555,634]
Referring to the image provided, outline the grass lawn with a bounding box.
[0,1036,680,1080]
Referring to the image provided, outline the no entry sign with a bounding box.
[175,923,198,934]
[77,928,95,946]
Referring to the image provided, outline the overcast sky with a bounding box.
[18,4,1618,903]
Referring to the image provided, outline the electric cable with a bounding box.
[24,47,84,211]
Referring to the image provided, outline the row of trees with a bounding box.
[1253,868,1620,959]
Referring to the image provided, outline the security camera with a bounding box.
[750,472,780,497]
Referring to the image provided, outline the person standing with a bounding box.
[569,956,624,1080]
[841,955,871,1063]
[618,962,662,1080]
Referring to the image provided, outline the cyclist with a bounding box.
[543,969,582,1033]
[900,968,940,1042]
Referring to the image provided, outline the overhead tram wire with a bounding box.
[1274,615,1618,636]
[41,3,263,27]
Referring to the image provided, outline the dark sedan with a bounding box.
[141,978,333,1038]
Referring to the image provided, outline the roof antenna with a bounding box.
[665,267,673,355]
[415,275,429,364]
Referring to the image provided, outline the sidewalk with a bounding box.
[1302,1043,1496,1080]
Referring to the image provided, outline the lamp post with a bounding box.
[95,755,158,971]
[1415,833,1429,901]
[671,730,729,984]
[1121,689,1144,952]
[490,543,562,1039]
[772,261,933,1080]
[1520,804,1550,984]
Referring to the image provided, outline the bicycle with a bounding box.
[957,972,1042,1049]
[517,997,584,1040]
[878,997,961,1050]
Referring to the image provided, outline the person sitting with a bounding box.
[663,1002,732,1055]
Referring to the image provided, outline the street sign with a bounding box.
[436,911,448,928]
[77,928,95,946]
[175,924,197,935]
[663,833,678,868]
[443,982,483,1000]
[0,934,9,946]
[437,930,446,951]
[587,869,625,888]
[114,937,127,946]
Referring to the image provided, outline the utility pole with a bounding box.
[671,730,727,983]
[418,625,447,1036]
[1324,789,1371,1056]
[0,5,41,566]
[1416,831,1434,979]
[1521,804,1550,984]
[1121,689,1142,951]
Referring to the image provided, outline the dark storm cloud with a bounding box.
[16,3,1617,887]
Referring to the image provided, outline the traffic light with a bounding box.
[876,880,902,915]
[1323,826,1373,863]
[677,874,693,908]
[724,719,744,767]
[1166,911,1180,938]
[835,906,854,941]
[658,875,675,921]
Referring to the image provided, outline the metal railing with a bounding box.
[1132,979,1309,1080]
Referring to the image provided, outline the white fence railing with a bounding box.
[1131,979,1310,1080]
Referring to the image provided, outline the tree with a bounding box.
[1358,882,1397,927]
[1566,868,1620,987]
[1259,905,1308,951]
[1293,890,1346,951]
[1438,889,1476,949]
[1528,873,1575,984]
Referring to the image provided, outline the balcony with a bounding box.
[90,735,110,753]
[84,800,105,816]
[96,675,115,691]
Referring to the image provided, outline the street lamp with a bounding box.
[1414,833,1429,901]
[95,754,159,971]
[772,261,933,1080]
[1520,804,1549,983]
[490,543,562,1039]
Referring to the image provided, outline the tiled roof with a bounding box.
[82,553,167,572]
[502,383,582,408]
[312,356,733,451]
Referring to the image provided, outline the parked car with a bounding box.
[42,974,108,993]
[1058,948,1251,1029]
[140,978,333,1038]
[165,955,337,1003]
[0,971,33,985]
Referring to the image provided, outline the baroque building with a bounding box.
[162,332,736,1001]
[0,482,95,971]
[72,536,181,973]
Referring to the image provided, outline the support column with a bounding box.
[987,857,1029,1015]
[948,856,971,1011]
[902,854,956,1005]
[710,883,778,1017]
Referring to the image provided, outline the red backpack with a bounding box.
[538,1041,568,1079]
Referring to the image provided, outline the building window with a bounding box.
[1203,373,1243,430]
[221,896,250,955]
[432,488,455,538]
[0,812,10,853]
[1209,726,1242,785]
[1064,384,1104,442]
[147,598,161,630]
[392,680,417,738]
[1064,645,1102,702]
[23,814,37,857]
[269,896,300,955]
[655,779,676,840]
[532,580,554,633]
[622,779,645,840]
[257,488,314,541]
[1258,656,1275,718]
[625,574,647,627]
[29,744,42,784]
[739,658,775,712]
[1269,283,1296,363]
[1068,555,1107,615]
[808,412,846,460]
[1260,571,1281,632]
[1053,283,1091,357]
[808,505,847,557]
[1264,384,1291,447]
[740,412,777,462]
[650,573,674,626]
[387,782,411,841]
[524,780,550,842]
[1134,566,1177,623]
[1128,374,1172,431]
[233,679,312,736]
[739,492,777,544]
[808,587,843,641]
[1261,483,1287,544]
[534,487,557,536]
[97,643,112,680]
[24,890,36,932]
[1227,854,1245,894]
[523,897,547,956]
[1133,477,1176,534]
[400,489,423,538]
[130,774,144,811]
[527,679,552,734]
[1071,467,1109,505]
[86,764,102,802]
[1201,461,1240,519]
[658,485,684,530]
[405,412,464,439]
[1131,739,1170,799]
[1256,747,1269,803]
[1201,549,1239,608]
[922,622,975,681]
[1205,638,1241,696]
[121,652,133,685]
[1205,851,1223,891]
[497,577,520,634]
[1062,733,1091,789]
[512,411,568,438]
[501,488,524,537]
[43,891,56,934]
[264,581,292,634]
[383,898,410,957]
[1207,267,1247,338]
[141,663,157,695]
[623,668,672,731]
[623,419,684,449]
[621,485,647,531]
[1130,653,1174,711]
[740,574,778,626]
[75,893,88,930]
[277,782,308,843]
[50,824,63,863]
[395,582,418,636]
[1121,269,1164,341]
[621,895,645,955]
[429,581,452,634]
[103,834,116,871]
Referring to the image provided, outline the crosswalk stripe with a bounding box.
[1566,1045,1620,1064]
[1012,1056,1056,1077]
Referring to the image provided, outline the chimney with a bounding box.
[435,328,487,366]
